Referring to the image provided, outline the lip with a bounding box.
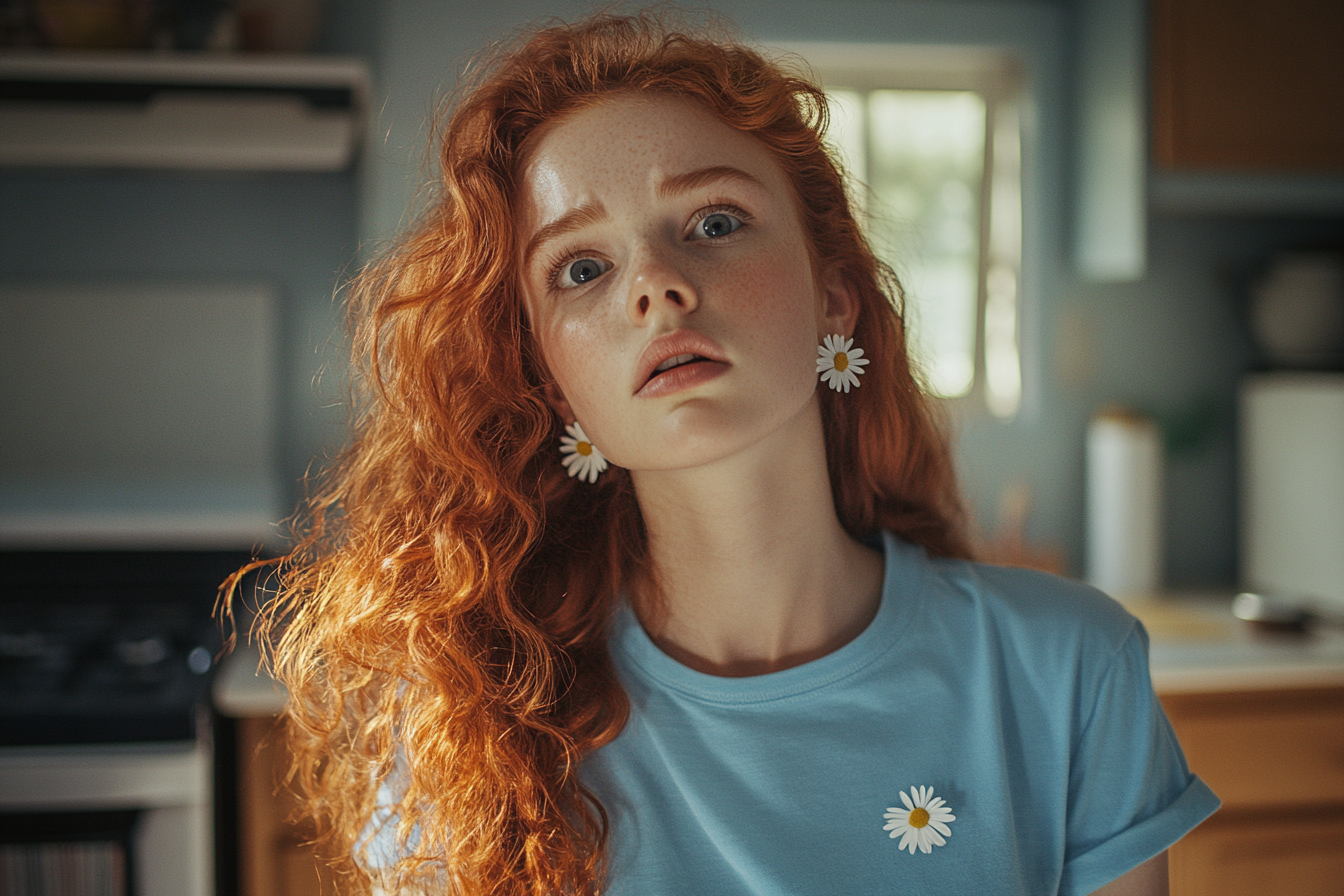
[634,330,730,397]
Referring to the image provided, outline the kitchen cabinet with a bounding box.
[236,715,334,896]
[1074,0,1344,274]
[1074,0,1147,281]
[214,648,331,896]
[1151,0,1344,173]
[1161,686,1344,896]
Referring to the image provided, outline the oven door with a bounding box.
[0,738,213,896]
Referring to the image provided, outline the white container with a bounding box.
[1241,373,1344,614]
[1086,410,1164,598]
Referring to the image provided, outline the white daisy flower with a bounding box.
[816,334,869,393]
[883,785,956,855]
[559,421,608,483]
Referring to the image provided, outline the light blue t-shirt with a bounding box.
[581,531,1220,895]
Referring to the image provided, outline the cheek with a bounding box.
[722,247,823,359]
[539,305,626,419]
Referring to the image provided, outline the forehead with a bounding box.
[517,92,790,229]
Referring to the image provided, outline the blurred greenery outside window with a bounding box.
[783,45,1023,419]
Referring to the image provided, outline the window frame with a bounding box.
[770,43,1025,420]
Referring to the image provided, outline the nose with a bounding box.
[626,249,699,325]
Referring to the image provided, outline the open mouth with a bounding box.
[634,331,730,397]
[638,352,728,397]
[651,353,708,376]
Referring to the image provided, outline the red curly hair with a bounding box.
[244,10,970,896]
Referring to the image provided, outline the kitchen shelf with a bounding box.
[0,51,370,171]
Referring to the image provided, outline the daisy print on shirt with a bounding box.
[883,786,956,854]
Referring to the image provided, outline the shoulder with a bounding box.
[940,554,1136,649]
[884,532,1143,680]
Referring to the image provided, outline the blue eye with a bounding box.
[697,212,743,239]
[558,257,610,287]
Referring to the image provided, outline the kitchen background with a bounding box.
[2,1,1343,895]
[3,0,1341,585]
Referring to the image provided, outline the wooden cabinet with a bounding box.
[236,716,334,896]
[1152,0,1344,172]
[1161,686,1344,896]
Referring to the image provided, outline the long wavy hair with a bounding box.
[240,10,971,896]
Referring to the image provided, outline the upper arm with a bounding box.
[1087,850,1169,896]
[1059,621,1218,894]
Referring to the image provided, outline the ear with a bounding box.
[541,379,576,426]
[818,263,861,339]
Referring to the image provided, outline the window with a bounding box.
[779,45,1023,419]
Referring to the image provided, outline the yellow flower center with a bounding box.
[908,807,929,828]
[576,441,592,457]
[833,352,849,372]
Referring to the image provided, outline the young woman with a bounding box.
[247,12,1218,896]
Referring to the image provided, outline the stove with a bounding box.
[0,549,254,896]
[0,550,243,747]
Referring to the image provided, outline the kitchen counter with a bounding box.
[1124,592,1344,694]
[212,592,1344,717]
[213,642,287,717]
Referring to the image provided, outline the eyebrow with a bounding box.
[656,165,764,200]
[523,201,609,271]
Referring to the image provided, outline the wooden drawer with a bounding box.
[1161,688,1344,811]
[1169,812,1344,896]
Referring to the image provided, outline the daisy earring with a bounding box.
[559,421,609,484]
[816,334,869,393]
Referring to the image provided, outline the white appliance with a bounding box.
[0,283,281,549]
[1241,372,1344,614]
[0,550,238,896]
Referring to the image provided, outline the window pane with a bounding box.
[825,89,866,215]
[865,90,985,397]
[985,103,1022,419]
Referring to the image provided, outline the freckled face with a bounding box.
[517,92,833,472]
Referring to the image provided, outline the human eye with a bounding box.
[688,205,749,241]
[549,255,612,289]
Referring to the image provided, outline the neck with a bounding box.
[628,397,884,676]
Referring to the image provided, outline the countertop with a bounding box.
[213,593,1344,717]
[213,642,288,717]
[1125,592,1344,694]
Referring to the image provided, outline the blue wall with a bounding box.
[0,2,378,520]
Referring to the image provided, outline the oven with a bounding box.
[0,550,248,896]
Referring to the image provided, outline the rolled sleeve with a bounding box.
[1059,623,1221,896]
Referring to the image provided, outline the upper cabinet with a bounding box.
[1073,0,1344,281]
[1152,0,1344,174]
